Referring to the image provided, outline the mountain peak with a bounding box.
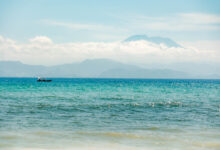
[124,35,149,41]
[82,58,117,64]
[124,35,181,47]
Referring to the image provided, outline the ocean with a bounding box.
[0,78,219,150]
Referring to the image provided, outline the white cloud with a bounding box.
[29,36,53,44]
[0,35,219,66]
[180,40,220,51]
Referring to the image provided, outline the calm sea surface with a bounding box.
[0,78,220,150]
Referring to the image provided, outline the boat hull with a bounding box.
[37,80,52,82]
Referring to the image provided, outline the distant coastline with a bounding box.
[1,59,220,79]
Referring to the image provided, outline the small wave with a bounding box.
[102,132,144,139]
[40,95,75,101]
[36,103,54,109]
[32,131,54,136]
[0,143,12,148]
[27,101,190,112]
[146,127,160,130]
[76,131,145,139]
[193,141,220,148]
[148,101,183,108]
[99,97,134,101]
[0,135,18,140]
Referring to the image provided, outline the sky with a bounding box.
[0,0,220,66]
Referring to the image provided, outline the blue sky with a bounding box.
[0,0,220,42]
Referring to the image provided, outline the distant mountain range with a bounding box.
[0,59,190,78]
[124,35,181,47]
[0,35,219,79]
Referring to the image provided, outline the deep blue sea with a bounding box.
[0,78,220,150]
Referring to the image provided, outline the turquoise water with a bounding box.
[0,78,220,150]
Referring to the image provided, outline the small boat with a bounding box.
[37,77,52,82]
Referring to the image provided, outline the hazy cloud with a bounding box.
[43,20,127,33]
[40,13,220,42]
[115,13,220,31]
[0,35,219,66]
[179,13,220,24]
[45,13,220,33]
